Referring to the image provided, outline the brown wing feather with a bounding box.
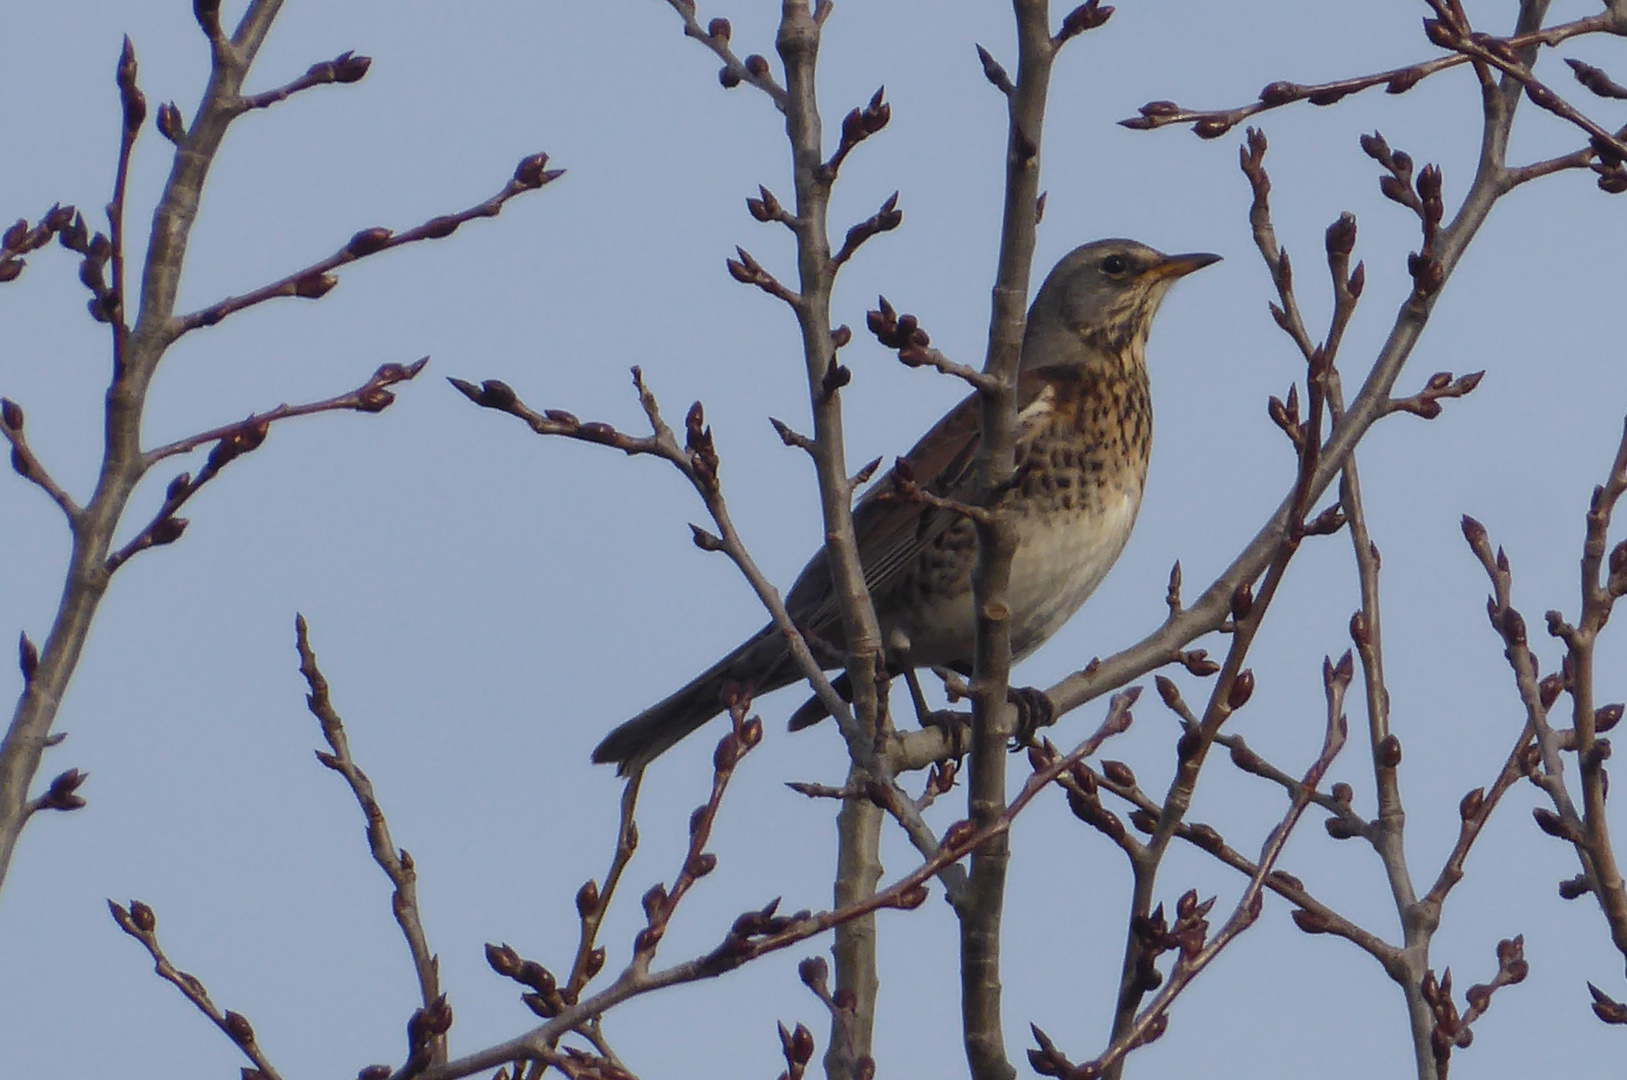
[783,374,1053,640]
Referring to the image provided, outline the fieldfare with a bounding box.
[594,239,1219,773]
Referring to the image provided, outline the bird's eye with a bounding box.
[1100,254,1129,275]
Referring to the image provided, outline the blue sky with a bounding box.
[3,2,1626,1077]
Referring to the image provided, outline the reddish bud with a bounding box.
[1595,704,1623,733]
[642,882,667,921]
[1230,581,1254,622]
[942,819,976,849]
[1292,909,1331,934]
[575,879,599,918]
[347,227,393,257]
[294,273,337,299]
[713,731,740,770]
[332,51,372,83]
[156,101,184,143]
[193,0,221,35]
[1379,175,1411,205]
[421,216,460,240]
[744,54,769,77]
[1533,807,1568,839]
[19,632,38,682]
[38,768,87,811]
[149,517,188,547]
[127,899,156,933]
[1460,787,1484,821]
[1560,875,1591,900]
[1259,80,1297,106]
[1187,823,1224,853]
[1102,760,1136,788]
[513,152,555,189]
[798,955,829,991]
[1227,669,1255,711]
[485,941,522,977]
[1378,734,1402,768]
[224,1011,255,1047]
[895,884,929,909]
[1387,67,1423,94]
[1325,212,1356,256]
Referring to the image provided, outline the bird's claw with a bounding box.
[921,707,972,759]
[1007,685,1055,751]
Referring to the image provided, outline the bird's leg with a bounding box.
[904,668,934,726]
[904,667,972,759]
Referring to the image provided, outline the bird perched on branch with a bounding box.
[594,239,1219,774]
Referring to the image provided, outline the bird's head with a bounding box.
[1022,239,1220,373]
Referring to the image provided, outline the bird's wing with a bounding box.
[785,372,1057,638]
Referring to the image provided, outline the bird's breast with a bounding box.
[1001,365,1151,656]
[1006,486,1142,658]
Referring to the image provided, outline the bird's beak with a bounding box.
[1143,251,1222,281]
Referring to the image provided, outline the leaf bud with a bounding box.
[1102,760,1136,788]
[347,227,393,257]
[1227,669,1255,711]
[294,273,337,299]
[575,879,599,918]
[224,1010,256,1047]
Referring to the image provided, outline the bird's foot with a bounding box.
[921,707,972,759]
[1007,685,1056,751]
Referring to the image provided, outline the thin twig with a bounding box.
[105,359,427,572]
[295,616,445,1064]
[109,899,288,1080]
[1116,14,1610,140]
[565,774,643,1001]
[173,160,562,336]
[1079,663,1348,1076]
[659,0,789,112]
[233,50,371,113]
[408,693,1140,1080]
[0,400,82,523]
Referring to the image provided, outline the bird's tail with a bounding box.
[592,625,799,775]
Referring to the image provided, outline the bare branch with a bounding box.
[233,50,372,113]
[409,692,1140,1080]
[0,399,82,523]
[1075,660,1349,1077]
[108,359,428,573]
[109,899,288,1080]
[174,159,562,336]
[294,616,444,1064]
[659,1,787,110]
[866,296,999,391]
[1117,14,1612,140]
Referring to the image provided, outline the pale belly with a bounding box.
[884,488,1143,666]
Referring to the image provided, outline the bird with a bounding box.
[593,239,1219,774]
